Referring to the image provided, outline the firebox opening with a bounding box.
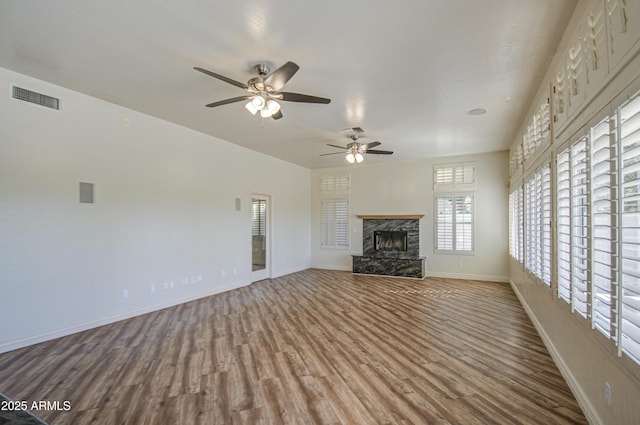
[374,230,408,251]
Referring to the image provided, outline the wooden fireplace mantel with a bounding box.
[356,214,424,220]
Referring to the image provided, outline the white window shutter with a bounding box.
[571,137,589,318]
[434,163,475,190]
[435,195,454,251]
[590,116,614,339]
[321,173,350,195]
[321,199,349,249]
[557,148,572,304]
[619,93,640,364]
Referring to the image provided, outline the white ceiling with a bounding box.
[0,0,577,169]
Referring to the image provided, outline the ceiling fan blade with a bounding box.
[264,61,299,92]
[271,110,283,120]
[320,152,345,156]
[365,149,394,155]
[326,144,348,149]
[363,141,381,149]
[280,92,331,104]
[205,96,250,108]
[194,67,248,89]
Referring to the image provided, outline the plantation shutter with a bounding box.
[509,187,524,262]
[571,137,590,318]
[619,93,640,363]
[455,166,474,185]
[557,148,572,303]
[455,194,473,252]
[518,186,524,264]
[590,116,614,338]
[509,188,520,260]
[321,173,350,195]
[525,177,536,273]
[321,199,349,248]
[435,195,454,251]
[252,199,266,236]
[335,200,349,247]
[435,166,454,186]
[434,163,475,189]
[523,164,551,284]
[435,194,473,253]
[541,165,552,285]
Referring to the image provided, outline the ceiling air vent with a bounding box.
[12,86,60,110]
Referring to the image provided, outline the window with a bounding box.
[524,164,551,285]
[509,185,523,262]
[434,162,475,189]
[618,93,640,364]
[435,193,474,253]
[571,137,589,318]
[434,162,475,254]
[321,199,349,249]
[590,116,614,338]
[251,199,266,236]
[557,148,572,303]
[321,173,350,195]
[550,92,640,365]
[555,137,590,317]
[320,173,350,249]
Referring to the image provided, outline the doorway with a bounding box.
[251,195,270,281]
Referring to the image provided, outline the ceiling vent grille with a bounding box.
[12,86,60,110]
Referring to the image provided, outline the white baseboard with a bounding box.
[427,271,510,283]
[509,280,602,425]
[311,264,351,272]
[0,281,250,355]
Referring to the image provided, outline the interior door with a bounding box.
[251,195,270,281]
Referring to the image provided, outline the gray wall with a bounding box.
[0,66,311,353]
[310,151,510,282]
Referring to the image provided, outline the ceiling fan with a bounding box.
[194,61,331,120]
[321,127,393,163]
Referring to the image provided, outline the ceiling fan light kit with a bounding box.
[194,65,390,163]
[345,150,364,164]
[194,61,330,121]
[321,127,393,164]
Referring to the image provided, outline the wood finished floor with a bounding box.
[0,269,588,425]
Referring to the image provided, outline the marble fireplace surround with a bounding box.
[352,214,426,279]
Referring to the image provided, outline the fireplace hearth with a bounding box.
[352,215,425,278]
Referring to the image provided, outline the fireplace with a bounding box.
[353,214,425,278]
[374,230,408,251]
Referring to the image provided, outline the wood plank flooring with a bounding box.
[0,269,588,424]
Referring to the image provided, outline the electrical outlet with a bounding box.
[605,382,611,405]
[123,289,128,299]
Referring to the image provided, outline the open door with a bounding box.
[251,195,270,281]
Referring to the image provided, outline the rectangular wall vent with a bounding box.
[79,182,95,204]
[12,86,60,110]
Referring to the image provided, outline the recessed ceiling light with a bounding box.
[468,108,487,116]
